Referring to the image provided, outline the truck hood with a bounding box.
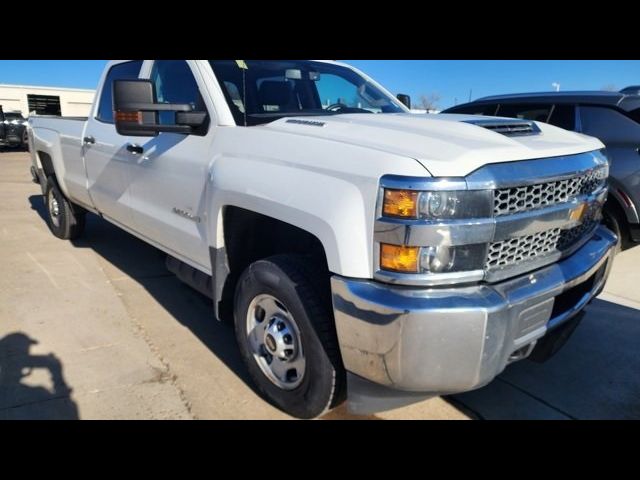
[262,113,604,177]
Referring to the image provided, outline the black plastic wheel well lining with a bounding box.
[37,151,55,178]
[218,206,329,321]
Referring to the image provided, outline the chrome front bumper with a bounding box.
[331,225,617,395]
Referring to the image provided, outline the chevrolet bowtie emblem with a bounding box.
[570,203,587,222]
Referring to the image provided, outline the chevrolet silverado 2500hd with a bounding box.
[29,60,616,418]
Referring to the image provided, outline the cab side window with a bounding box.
[496,103,576,131]
[447,104,499,116]
[96,61,143,123]
[150,60,208,132]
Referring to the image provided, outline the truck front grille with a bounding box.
[557,219,599,251]
[485,228,561,269]
[494,169,606,216]
[485,219,600,272]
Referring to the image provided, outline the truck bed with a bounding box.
[29,115,91,208]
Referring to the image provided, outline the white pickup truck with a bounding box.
[29,60,616,418]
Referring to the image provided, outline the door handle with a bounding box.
[83,136,95,144]
[126,143,144,155]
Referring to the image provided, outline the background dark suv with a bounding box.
[444,90,640,249]
[0,105,28,150]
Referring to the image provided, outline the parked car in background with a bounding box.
[443,90,640,250]
[0,105,28,149]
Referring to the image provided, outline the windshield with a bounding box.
[4,113,25,122]
[209,60,405,126]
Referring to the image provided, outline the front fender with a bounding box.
[208,154,377,278]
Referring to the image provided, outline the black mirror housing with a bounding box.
[113,80,158,137]
[112,79,203,137]
[396,93,411,109]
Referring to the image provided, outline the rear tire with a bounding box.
[44,176,85,240]
[233,254,346,419]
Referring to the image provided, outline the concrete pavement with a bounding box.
[1,150,638,419]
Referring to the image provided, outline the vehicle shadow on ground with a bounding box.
[448,298,640,419]
[0,332,79,420]
[0,146,28,154]
[29,194,48,223]
[30,196,260,396]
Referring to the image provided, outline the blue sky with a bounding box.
[1,60,639,110]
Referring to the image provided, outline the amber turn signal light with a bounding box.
[380,243,420,273]
[383,189,418,218]
[114,111,142,123]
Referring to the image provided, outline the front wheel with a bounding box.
[234,255,346,419]
[44,176,85,240]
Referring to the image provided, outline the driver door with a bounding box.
[127,60,214,271]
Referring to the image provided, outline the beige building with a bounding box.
[0,84,95,117]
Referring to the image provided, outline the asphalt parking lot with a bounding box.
[1,150,638,419]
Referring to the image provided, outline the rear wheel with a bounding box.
[44,176,85,240]
[234,254,346,419]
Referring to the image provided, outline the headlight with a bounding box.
[380,243,486,274]
[382,189,492,220]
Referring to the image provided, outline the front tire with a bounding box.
[44,176,85,240]
[234,255,346,419]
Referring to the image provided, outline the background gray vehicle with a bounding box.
[0,105,28,149]
[444,90,640,250]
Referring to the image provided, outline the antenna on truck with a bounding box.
[236,60,249,127]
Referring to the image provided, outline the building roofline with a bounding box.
[0,83,95,93]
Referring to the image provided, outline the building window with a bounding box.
[27,94,61,116]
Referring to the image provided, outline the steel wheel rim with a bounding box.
[246,294,306,390]
[48,189,60,227]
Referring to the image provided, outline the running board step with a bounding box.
[166,256,214,299]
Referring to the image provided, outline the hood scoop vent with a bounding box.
[464,119,541,137]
